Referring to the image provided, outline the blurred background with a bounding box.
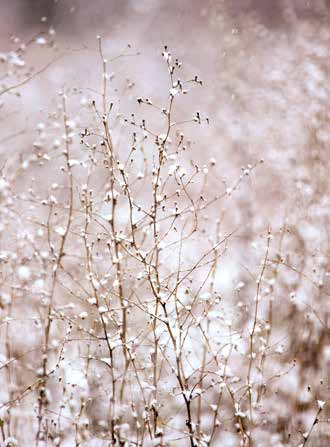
[0,1,329,445]
[2,0,330,260]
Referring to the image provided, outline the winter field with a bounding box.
[0,1,329,446]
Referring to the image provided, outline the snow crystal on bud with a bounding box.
[18,265,31,281]
[0,251,9,262]
[49,195,57,204]
[8,52,25,67]
[55,226,66,236]
[155,427,163,437]
[235,410,246,418]
[80,97,88,106]
[158,133,167,143]
[92,278,100,290]
[235,281,245,291]
[98,306,107,314]
[275,344,284,354]
[169,88,178,96]
[177,166,187,178]
[317,400,325,410]
[68,159,80,167]
[66,120,76,130]
[4,437,18,447]
[40,250,49,259]
[104,189,119,201]
[36,37,47,45]
[215,365,233,378]
[33,278,44,291]
[168,164,177,176]
[194,387,202,396]
[36,228,44,237]
[200,292,211,301]
[162,51,171,62]
[0,292,11,306]
[79,311,88,319]
[53,139,61,149]
[36,122,45,131]
[0,178,9,192]
[183,390,190,400]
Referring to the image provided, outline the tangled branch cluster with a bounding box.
[0,30,328,447]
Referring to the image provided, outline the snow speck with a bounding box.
[18,265,31,281]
